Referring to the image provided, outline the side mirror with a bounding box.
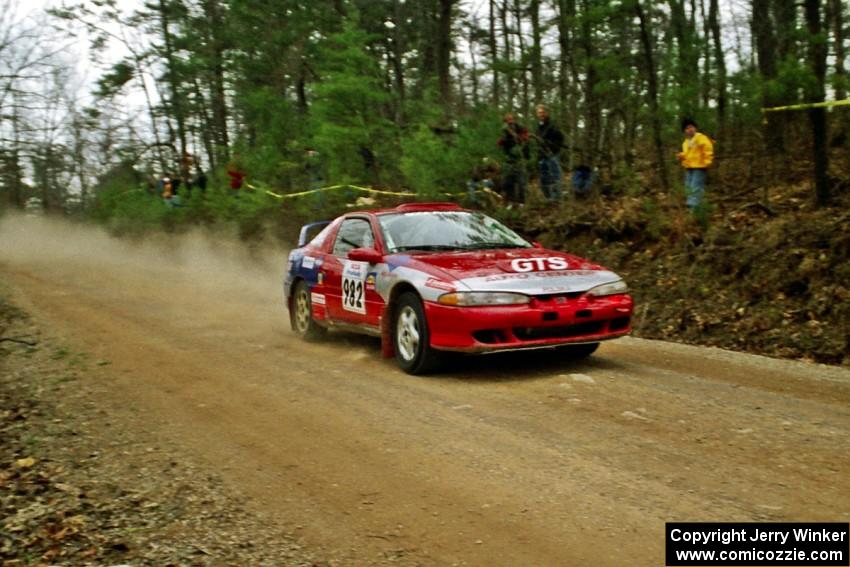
[348,247,383,264]
[532,241,544,249]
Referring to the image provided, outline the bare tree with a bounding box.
[50,1,170,171]
[0,1,74,209]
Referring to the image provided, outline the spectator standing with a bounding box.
[160,175,181,208]
[497,113,530,204]
[467,158,501,204]
[194,168,207,192]
[535,104,564,201]
[304,148,325,190]
[572,164,594,197]
[227,159,245,190]
[676,118,714,212]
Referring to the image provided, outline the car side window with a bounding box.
[309,223,334,248]
[332,218,374,257]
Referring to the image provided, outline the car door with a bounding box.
[324,217,377,325]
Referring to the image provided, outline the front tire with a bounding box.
[292,280,326,340]
[393,292,442,375]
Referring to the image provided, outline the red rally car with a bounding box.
[284,203,633,374]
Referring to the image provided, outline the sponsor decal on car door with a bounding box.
[342,260,368,315]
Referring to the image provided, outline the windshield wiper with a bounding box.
[459,242,527,250]
[391,244,463,252]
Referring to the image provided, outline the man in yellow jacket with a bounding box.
[676,118,714,211]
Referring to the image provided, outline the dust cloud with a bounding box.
[0,214,289,303]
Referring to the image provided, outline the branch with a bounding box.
[0,336,38,346]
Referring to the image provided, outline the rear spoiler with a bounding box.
[298,221,332,247]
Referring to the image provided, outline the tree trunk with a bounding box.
[530,0,543,105]
[489,0,500,106]
[635,0,670,192]
[668,0,700,116]
[0,148,24,208]
[296,66,308,114]
[752,0,783,152]
[512,0,529,115]
[828,0,845,101]
[827,0,847,156]
[579,0,600,164]
[126,51,167,172]
[803,0,830,206]
[774,0,797,61]
[565,0,579,170]
[699,0,711,109]
[192,77,217,172]
[72,114,89,207]
[156,0,187,178]
[468,23,479,107]
[3,102,24,208]
[418,1,437,93]
[774,0,797,145]
[391,0,406,124]
[500,0,514,108]
[436,0,455,106]
[201,0,229,165]
[555,0,571,119]
[708,0,727,131]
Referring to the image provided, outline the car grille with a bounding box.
[472,330,509,344]
[533,291,585,302]
[513,321,605,340]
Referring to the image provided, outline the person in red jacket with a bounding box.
[227,160,245,190]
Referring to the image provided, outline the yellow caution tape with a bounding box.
[261,183,414,200]
[251,181,503,203]
[481,186,505,201]
[762,98,850,113]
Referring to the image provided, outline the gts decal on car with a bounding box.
[510,257,569,272]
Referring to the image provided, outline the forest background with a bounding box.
[1,0,848,364]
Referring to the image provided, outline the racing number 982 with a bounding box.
[342,277,364,313]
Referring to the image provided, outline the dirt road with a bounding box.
[2,216,849,566]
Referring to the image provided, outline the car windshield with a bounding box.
[378,211,532,253]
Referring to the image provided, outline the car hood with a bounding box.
[391,248,623,295]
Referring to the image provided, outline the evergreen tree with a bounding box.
[310,20,395,184]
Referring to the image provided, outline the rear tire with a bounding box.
[292,280,326,340]
[393,292,442,375]
[560,342,599,359]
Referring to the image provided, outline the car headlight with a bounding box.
[587,279,629,297]
[437,292,530,306]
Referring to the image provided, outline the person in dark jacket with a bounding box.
[535,104,564,200]
[467,157,501,204]
[497,113,530,203]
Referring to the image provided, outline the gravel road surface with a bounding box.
[2,216,848,566]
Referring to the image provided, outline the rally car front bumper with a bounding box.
[424,293,633,353]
